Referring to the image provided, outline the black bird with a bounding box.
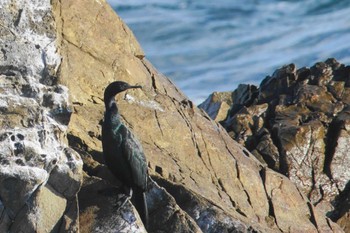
[102,81,148,227]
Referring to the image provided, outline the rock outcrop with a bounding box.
[0,0,345,232]
[201,59,350,232]
[0,0,83,232]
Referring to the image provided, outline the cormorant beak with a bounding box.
[128,85,143,90]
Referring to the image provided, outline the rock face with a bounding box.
[201,59,350,231]
[0,0,345,232]
[0,0,83,232]
[198,91,233,122]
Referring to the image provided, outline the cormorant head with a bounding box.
[104,81,142,107]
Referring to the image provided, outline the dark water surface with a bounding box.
[108,0,350,103]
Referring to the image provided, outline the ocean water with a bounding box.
[107,0,350,104]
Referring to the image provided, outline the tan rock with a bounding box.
[34,186,68,232]
[264,168,317,233]
[10,185,67,233]
[0,0,343,231]
[51,0,341,232]
[198,91,232,121]
[337,213,350,233]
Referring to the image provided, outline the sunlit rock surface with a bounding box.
[0,0,345,232]
[201,59,350,231]
[55,0,342,232]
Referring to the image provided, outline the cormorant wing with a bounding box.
[122,127,148,190]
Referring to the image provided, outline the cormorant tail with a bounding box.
[132,186,148,229]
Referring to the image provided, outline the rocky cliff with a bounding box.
[0,0,82,232]
[200,59,350,232]
[0,0,345,232]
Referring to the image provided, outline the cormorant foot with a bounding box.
[114,195,131,211]
[114,187,133,211]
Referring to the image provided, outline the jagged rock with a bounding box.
[251,129,280,170]
[78,175,147,233]
[78,173,202,233]
[154,177,268,233]
[0,0,345,232]
[10,185,67,232]
[198,91,232,122]
[146,178,202,233]
[203,58,350,229]
[330,110,350,191]
[0,0,82,232]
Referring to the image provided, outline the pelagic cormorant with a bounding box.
[102,81,148,227]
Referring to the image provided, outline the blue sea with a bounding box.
[107,0,350,104]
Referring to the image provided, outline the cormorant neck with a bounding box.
[105,97,119,113]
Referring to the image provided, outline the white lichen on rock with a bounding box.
[0,0,82,232]
[125,93,165,112]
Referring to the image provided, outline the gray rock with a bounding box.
[0,0,82,232]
